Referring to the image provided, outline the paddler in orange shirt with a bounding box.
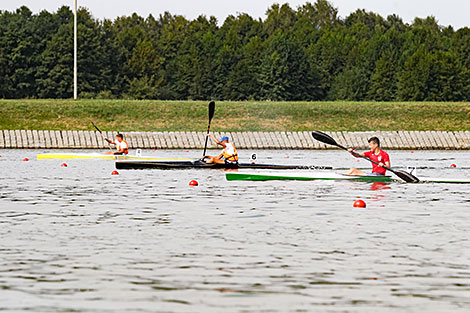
[104,134,129,155]
[203,134,238,165]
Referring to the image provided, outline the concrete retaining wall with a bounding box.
[0,130,469,150]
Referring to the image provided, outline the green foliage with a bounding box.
[1,99,469,132]
[258,31,321,100]
[0,1,470,101]
[368,50,398,101]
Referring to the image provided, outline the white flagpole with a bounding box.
[73,0,78,99]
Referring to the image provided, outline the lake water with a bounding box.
[1,149,469,313]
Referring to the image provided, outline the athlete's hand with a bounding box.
[378,162,384,167]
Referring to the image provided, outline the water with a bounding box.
[0,149,469,313]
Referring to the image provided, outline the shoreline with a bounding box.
[1,130,469,150]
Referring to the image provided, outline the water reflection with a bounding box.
[370,182,391,191]
[0,149,469,312]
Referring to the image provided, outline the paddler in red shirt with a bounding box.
[346,137,390,176]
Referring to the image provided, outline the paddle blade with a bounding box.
[394,170,420,183]
[208,101,215,121]
[311,131,342,148]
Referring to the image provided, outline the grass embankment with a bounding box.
[0,99,469,132]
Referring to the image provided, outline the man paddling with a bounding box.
[203,134,238,165]
[346,137,390,176]
[104,134,129,155]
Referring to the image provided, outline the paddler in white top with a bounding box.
[104,133,129,155]
[203,134,239,164]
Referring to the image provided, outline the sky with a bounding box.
[2,0,469,29]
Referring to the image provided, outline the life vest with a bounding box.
[117,140,129,154]
[222,142,238,162]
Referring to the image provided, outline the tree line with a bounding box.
[1,1,469,101]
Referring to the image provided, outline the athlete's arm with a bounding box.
[209,133,219,144]
[105,138,116,145]
[114,146,125,155]
[209,134,226,148]
[348,148,365,157]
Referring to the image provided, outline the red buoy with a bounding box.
[112,170,119,175]
[189,180,198,186]
[410,151,414,154]
[353,199,366,208]
[153,148,157,151]
[450,164,457,168]
[23,158,29,161]
[61,163,68,167]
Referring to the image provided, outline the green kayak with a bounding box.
[225,171,470,184]
[226,172,394,182]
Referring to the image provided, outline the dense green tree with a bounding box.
[264,3,297,36]
[368,50,399,101]
[36,22,73,98]
[397,47,432,101]
[329,66,369,100]
[0,1,469,101]
[172,15,219,100]
[258,31,321,101]
[0,7,39,98]
[224,36,264,100]
[427,50,467,101]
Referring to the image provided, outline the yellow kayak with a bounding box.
[37,152,194,161]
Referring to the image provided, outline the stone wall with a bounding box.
[1,130,469,150]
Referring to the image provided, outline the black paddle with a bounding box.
[202,101,216,158]
[91,121,115,153]
[311,131,419,183]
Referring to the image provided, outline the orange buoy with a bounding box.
[450,164,457,168]
[353,199,366,208]
[61,163,68,167]
[112,170,119,175]
[189,180,198,186]
[23,158,29,161]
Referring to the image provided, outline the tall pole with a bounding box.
[73,0,77,99]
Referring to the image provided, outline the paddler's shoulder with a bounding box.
[380,150,390,157]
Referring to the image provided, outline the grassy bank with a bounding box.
[1,99,469,132]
